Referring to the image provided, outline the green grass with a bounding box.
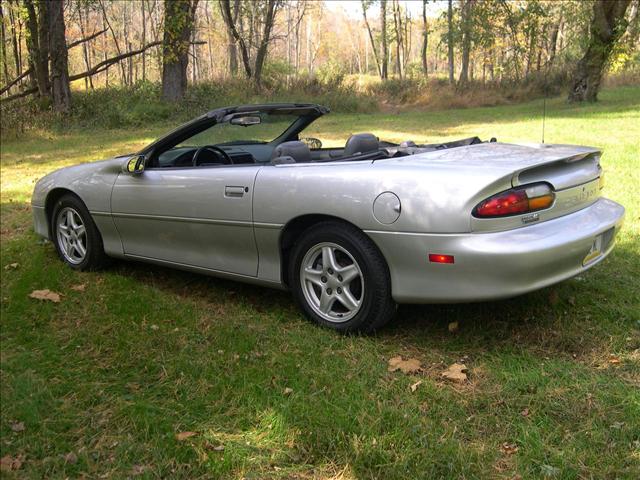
[1,85,639,479]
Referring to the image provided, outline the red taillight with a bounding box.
[473,183,554,218]
[429,253,455,264]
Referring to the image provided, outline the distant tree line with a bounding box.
[0,0,637,113]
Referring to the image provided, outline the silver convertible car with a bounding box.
[32,103,625,332]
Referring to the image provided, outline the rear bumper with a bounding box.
[366,198,625,303]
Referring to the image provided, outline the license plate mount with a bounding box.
[582,234,603,266]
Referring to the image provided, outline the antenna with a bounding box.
[541,80,548,144]
[542,95,546,144]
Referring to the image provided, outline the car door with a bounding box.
[111,164,261,277]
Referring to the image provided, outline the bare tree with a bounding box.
[568,0,632,102]
[24,0,49,97]
[421,0,428,76]
[380,0,388,79]
[162,0,198,101]
[362,0,382,78]
[219,0,281,85]
[458,0,473,86]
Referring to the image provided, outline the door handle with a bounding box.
[225,185,247,198]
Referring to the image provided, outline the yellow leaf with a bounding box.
[448,321,459,333]
[0,454,24,471]
[29,289,61,303]
[70,284,86,292]
[441,363,468,383]
[410,380,423,392]
[175,431,197,441]
[388,356,422,374]
[501,442,519,455]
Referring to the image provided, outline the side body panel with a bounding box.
[111,165,261,276]
[252,160,513,284]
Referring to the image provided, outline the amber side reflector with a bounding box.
[429,254,455,264]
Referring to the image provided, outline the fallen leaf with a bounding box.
[410,380,423,392]
[520,408,530,418]
[608,355,621,364]
[0,454,24,471]
[70,284,86,292]
[441,363,468,383]
[548,290,559,305]
[64,452,78,464]
[501,442,519,455]
[448,321,459,333]
[388,356,422,374]
[568,296,576,306]
[10,421,25,432]
[131,465,147,476]
[150,324,159,331]
[283,387,294,396]
[175,431,197,441]
[4,263,19,270]
[29,289,61,302]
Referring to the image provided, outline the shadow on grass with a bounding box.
[110,235,637,361]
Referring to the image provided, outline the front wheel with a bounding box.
[51,194,109,271]
[289,221,396,332]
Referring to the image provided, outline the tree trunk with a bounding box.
[141,0,146,81]
[45,0,71,112]
[162,0,198,102]
[381,0,388,80]
[24,0,42,93]
[253,0,278,85]
[458,0,473,87]
[447,0,454,85]
[548,17,561,67]
[568,0,632,102]
[219,0,252,79]
[0,3,9,84]
[362,1,382,78]
[421,0,428,76]
[393,0,402,78]
[225,0,240,76]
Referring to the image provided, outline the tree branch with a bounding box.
[67,28,107,50]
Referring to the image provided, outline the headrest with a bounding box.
[343,133,379,156]
[270,141,311,163]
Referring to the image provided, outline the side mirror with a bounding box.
[301,137,322,149]
[124,155,145,175]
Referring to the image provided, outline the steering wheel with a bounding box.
[192,146,233,166]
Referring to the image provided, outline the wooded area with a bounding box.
[0,0,638,113]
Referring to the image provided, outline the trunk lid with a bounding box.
[377,142,603,233]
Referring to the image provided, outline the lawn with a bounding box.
[1,86,639,479]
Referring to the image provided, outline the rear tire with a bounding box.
[289,221,396,332]
[50,194,109,271]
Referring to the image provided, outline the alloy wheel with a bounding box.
[300,242,364,323]
[56,207,87,265]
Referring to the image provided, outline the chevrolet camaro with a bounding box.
[32,103,625,331]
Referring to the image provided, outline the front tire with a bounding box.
[51,194,109,271]
[289,221,396,332]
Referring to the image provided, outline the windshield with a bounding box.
[176,112,300,148]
